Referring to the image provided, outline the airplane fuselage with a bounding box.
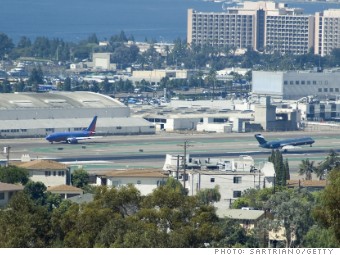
[46,131,94,143]
[260,137,315,149]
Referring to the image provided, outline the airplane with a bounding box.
[45,116,101,144]
[254,133,315,152]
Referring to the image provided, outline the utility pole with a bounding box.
[177,140,193,191]
[4,146,11,167]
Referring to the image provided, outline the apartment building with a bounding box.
[188,1,332,55]
[315,9,340,56]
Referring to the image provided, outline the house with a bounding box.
[95,169,169,195]
[17,160,70,187]
[47,184,83,199]
[172,161,275,209]
[217,209,266,231]
[0,182,24,208]
[287,179,327,192]
[67,193,94,204]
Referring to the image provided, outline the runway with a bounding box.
[2,131,340,178]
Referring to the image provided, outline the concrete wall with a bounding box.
[98,176,166,196]
[30,170,67,187]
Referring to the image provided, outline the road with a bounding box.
[1,130,339,179]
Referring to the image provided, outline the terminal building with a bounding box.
[252,69,340,100]
[0,91,155,138]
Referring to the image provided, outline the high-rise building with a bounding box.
[187,1,319,55]
[315,9,340,56]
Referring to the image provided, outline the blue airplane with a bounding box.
[46,116,100,144]
[254,133,315,152]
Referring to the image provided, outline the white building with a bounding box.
[95,169,168,196]
[252,70,340,100]
[188,1,314,54]
[0,182,24,208]
[177,162,275,209]
[315,9,340,56]
[0,91,155,138]
[47,184,83,199]
[17,160,70,187]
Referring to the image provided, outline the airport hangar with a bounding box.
[0,91,156,139]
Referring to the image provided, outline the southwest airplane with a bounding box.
[254,133,315,152]
[46,116,100,144]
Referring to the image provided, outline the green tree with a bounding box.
[0,165,29,185]
[269,150,289,187]
[303,225,339,248]
[196,185,221,205]
[63,77,71,91]
[299,159,316,180]
[264,188,315,248]
[313,168,340,243]
[24,181,47,205]
[28,67,44,91]
[0,33,14,58]
[71,168,89,188]
[316,149,340,180]
[0,192,52,247]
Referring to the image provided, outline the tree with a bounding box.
[28,67,44,91]
[0,165,29,185]
[316,149,340,180]
[299,159,316,180]
[268,150,289,187]
[196,185,221,205]
[264,188,315,248]
[63,77,71,91]
[0,191,53,247]
[24,181,47,205]
[71,168,89,188]
[313,168,340,243]
[0,33,14,58]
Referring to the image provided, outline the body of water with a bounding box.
[0,0,340,43]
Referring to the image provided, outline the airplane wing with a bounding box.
[281,145,301,151]
[66,136,103,143]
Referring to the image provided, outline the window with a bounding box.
[295,81,299,85]
[0,192,4,200]
[116,126,122,130]
[301,81,305,85]
[318,88,322,92]
[233,177,242,183]
[233,191,242,198]
[45,171,51,176]
[324,88,328,92]
[137,180,141,185]
[210,178,215,183]
[53,171,56,176]
[284,81,288,85]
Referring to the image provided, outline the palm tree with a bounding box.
[316,149,340,180]
[299,159,316,180]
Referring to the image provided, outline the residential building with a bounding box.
[188,1,340,55]
[0,182,24,208]
[175,162,275,209]
[287,179,327,192]
[17,160,70,187]
[217,209,266,231]
[315,9,340,56]
[95,169,168,196]
[47,184,83,199]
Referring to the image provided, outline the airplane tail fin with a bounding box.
[85,116,97,133]
[254,134,267,145]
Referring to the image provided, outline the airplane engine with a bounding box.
[67,138,78,144]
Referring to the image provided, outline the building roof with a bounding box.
[97,169,168,178]
[287,179,327,188]
[0,182,24,192]
[0,91,124,110]
[17,160,69,170]
[217,209,265,220]
[68,193,94,204]
[47,184,83,193]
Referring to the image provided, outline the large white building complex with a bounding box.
[0,91,155,138]
[252,69,340,100]
[187,1,340,55]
